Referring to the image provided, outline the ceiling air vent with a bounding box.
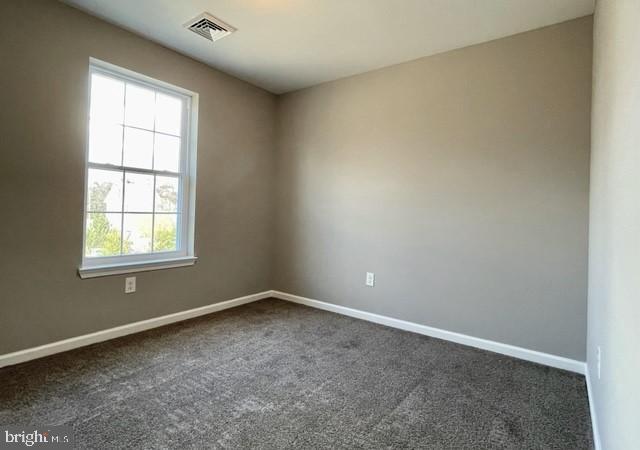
[184,13,236,42]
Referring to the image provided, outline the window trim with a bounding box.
[79,58,199,279]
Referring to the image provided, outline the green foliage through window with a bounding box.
[153,221,177,252]
[85,182,132,256]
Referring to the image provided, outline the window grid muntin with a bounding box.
[84,65,188,261]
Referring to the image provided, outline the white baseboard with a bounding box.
[271,290,586,375]
[0,288,587,377]
[0,291,272,368]
[585,367,602,450]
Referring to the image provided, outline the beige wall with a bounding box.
[275,17,593,360]
[588,1,640,448]
[0,0,276,354]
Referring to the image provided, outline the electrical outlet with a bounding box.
[125,277,136,294]
[365,272,375,287]
[597,346,602,380]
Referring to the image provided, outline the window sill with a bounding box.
[78,256,197,279]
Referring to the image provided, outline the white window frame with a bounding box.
[78,58,198,279]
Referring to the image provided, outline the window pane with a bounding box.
[124,84,155,130]
[155,93,182,136]
[153,214,177,252]
[90,74,124,123]
[87,169,123,212]
[155,176,179,212]
[85,213,122,257]
[84,64,194,263]
[122,213,152,254]
[154,134,180,172]
[88,122,123,165]
[123,127,153,169]
[124,172,154,212]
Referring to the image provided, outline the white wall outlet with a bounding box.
[597,346,602,380]
[365,272,375,287]
[125,277,136,294]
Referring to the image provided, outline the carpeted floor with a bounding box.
[0,298,592,449]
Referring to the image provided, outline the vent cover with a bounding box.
[184,13,236,42]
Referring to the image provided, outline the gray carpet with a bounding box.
[0,298,592,449]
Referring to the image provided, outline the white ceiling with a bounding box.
[61,0,594,94]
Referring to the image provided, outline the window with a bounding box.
[79,59,198,278]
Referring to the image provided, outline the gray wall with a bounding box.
[588,0,640,448]
[0,0,594,367]
[0,0,276,354]
[275,17,592,361]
